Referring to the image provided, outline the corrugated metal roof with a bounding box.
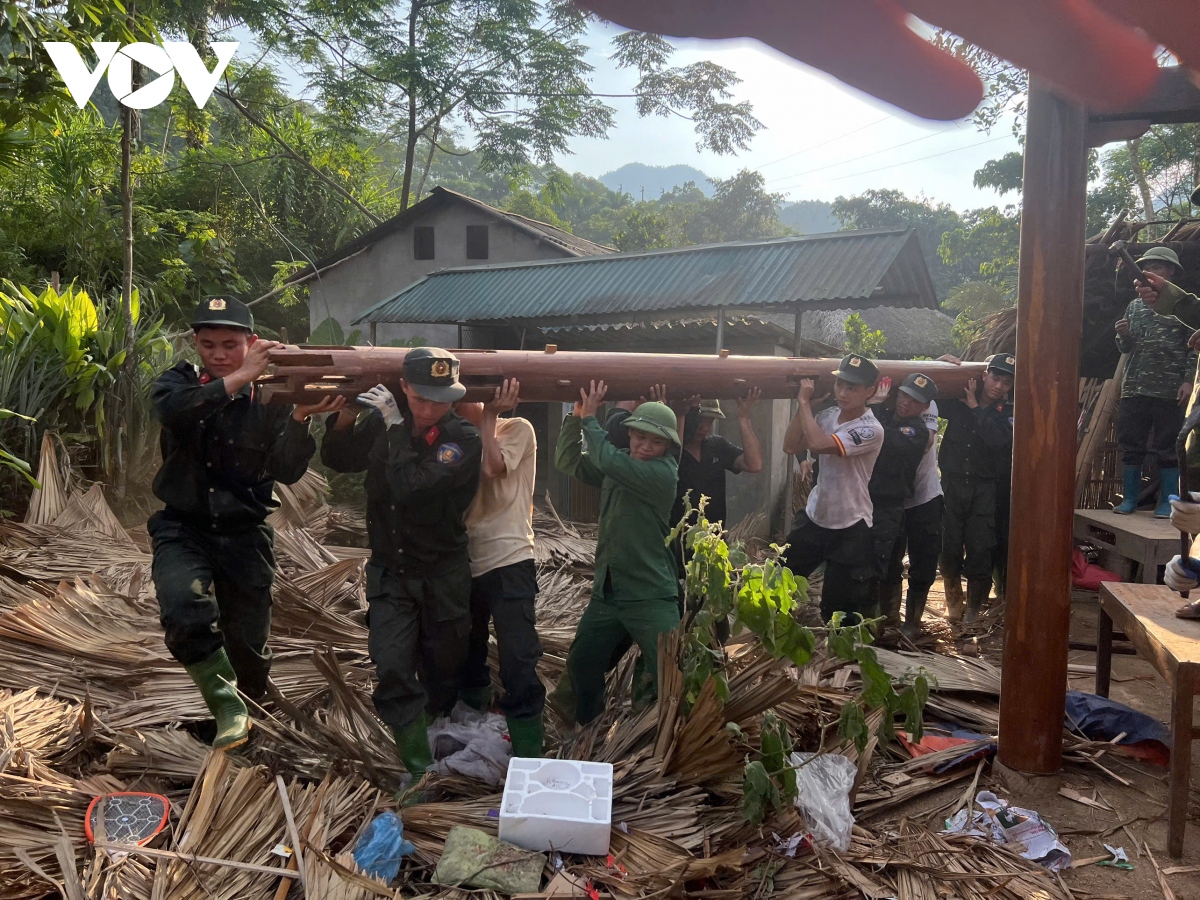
[353,228,938,326]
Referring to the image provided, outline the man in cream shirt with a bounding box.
[456,379,544,757]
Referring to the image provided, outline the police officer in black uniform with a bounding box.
[937,353,1015,626]
[149,295,340,750]
[321,348,481,783]
[868,373,938,629]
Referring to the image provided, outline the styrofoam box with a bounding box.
[498,757,613,856]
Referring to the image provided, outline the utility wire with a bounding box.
[754,114,897,169]
[765,127,962,186]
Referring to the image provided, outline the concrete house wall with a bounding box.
[307,204,573,347]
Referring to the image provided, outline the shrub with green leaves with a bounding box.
[669,493,930,826]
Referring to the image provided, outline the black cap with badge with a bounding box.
[831,353,880,385]
[402,347,467,402]
[899,372,938,404]
[985,353,1016,377]
[191,294,253,332]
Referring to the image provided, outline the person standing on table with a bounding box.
[1112,247,1195,518]
[321,348,481,783]
[782,354,884,623]
[553,382,680,727]
[453,379,545,758]
[869,374,938,632]
[149,295,340,750]
[881,376,943,640]
[936,353,1015,627]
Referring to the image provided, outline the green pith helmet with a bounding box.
[1135,246,1184,274]
[697,399,726,420]
[623,401,680,446]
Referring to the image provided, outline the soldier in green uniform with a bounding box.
[321,348,481,780]
[1113,247,1195,517]
[553,381,681,727]
[936,353,1015,626]
[149,295,340,750]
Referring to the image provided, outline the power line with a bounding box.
[777,134,1012,194]
[765,127,963,186]
[754,114,897,169]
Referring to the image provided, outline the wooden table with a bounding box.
[1096,582,1200,857]
[1074,508,1179,583]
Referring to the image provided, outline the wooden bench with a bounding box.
[1074,508,1179,583]
[1096,582,1200,857]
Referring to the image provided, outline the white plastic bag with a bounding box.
[789,752,857,852]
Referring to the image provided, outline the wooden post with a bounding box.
[997,78,1089,774]
[715,306,725,355]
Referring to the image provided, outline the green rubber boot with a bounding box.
[1114,465,1140,514]
[1156,467,1179,518]
[394,713,435,779]
[459,685,493,712]
[506,714,545,758]
[184,649,250,751]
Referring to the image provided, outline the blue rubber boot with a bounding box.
[1113,465,1141,514]
[1156,468,1179,518]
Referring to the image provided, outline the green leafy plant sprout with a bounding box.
[668,493,930,826]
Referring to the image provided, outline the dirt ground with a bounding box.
[889,580,1200,899]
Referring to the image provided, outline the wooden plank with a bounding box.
[1169,665,1194,857]
[1099,582,1200,669]
[1074,508,1178,541]
[999,79,1089,775]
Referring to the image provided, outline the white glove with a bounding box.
[1164,555,1200,592]
[356,384,404,427]
[1170,492,1200,534]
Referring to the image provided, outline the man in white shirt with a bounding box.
[782,354,884,621]
[455,379,544,757]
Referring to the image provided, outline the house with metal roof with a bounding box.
[298,186,614,347]
[354,227,938,338]
[351,228,942,534]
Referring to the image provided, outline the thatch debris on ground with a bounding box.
[0,452,1134,899]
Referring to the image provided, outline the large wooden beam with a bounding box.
[259,346,985,405]
[998,79,1089,774]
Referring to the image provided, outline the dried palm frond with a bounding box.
[274,525,340,572]
[871,648,1001,695]
[24,432,70,526]
[51,484,135,548]
[268,468,331,534]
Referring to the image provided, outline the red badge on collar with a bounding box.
[199,372,212,385]
[424,426,440,445]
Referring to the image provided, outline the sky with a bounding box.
[557,21,1024,211]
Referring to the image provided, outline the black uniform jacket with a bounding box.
[938,395,1014,481]
[322,410,482,577]
[869,407,931,504]
[151,362,315,529]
